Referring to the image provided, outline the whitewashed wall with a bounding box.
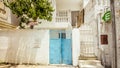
[0,30,49,65]
[99,23,112,67]
[0,35,9,62]
[84,0,96,24]
[95,0,112,67]
[56,0,81,11]
[72,28,80,66]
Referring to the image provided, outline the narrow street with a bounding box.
[0,0,119,68]
[0,65,76,68]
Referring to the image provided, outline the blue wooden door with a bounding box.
[61,39,72,65]
[50,39,61,64]
[50,30,72,65]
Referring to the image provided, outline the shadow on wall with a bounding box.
[10,12,19,26]
[0,30,49,64]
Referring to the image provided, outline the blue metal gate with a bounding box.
[50,30,72,65]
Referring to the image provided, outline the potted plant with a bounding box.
[3,0,54,29]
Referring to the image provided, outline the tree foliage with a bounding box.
[3,0,54,28]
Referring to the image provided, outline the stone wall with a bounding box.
[90,0,113,67]
[114,0,120,68]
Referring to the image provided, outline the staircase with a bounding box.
[80,41,97,60]
[79,22,103,68]
[79,60,104,68]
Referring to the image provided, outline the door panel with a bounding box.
[50,39,61,64]
[62,39,72,65]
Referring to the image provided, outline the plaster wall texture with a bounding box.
[114,0,120,67]
[0,30,49,64]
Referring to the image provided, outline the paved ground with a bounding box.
[0,64,105,68]
[0,65,77,68]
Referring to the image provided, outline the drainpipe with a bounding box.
[110,0,117,68]
[98,12,102,48]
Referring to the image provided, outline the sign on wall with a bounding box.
[102,11,111,22]
[101,35,108,45]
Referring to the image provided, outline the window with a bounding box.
[59,33,66,39]
[61,33,66,39]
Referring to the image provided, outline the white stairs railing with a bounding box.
[56,10,71,23]
[79,25,97,60]
[80,41,96,58]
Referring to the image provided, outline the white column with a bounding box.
[72,28,80,66]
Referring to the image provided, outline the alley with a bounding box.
[0,65,76,68]
[0,0,120,68]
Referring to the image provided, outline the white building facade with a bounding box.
[83,0,112,67]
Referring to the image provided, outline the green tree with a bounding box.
[3,0,54,28]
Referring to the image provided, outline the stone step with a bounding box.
[79,60,104,68]
[79,55,97,60]
[79,64,104,68]
[79,60,101,65]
